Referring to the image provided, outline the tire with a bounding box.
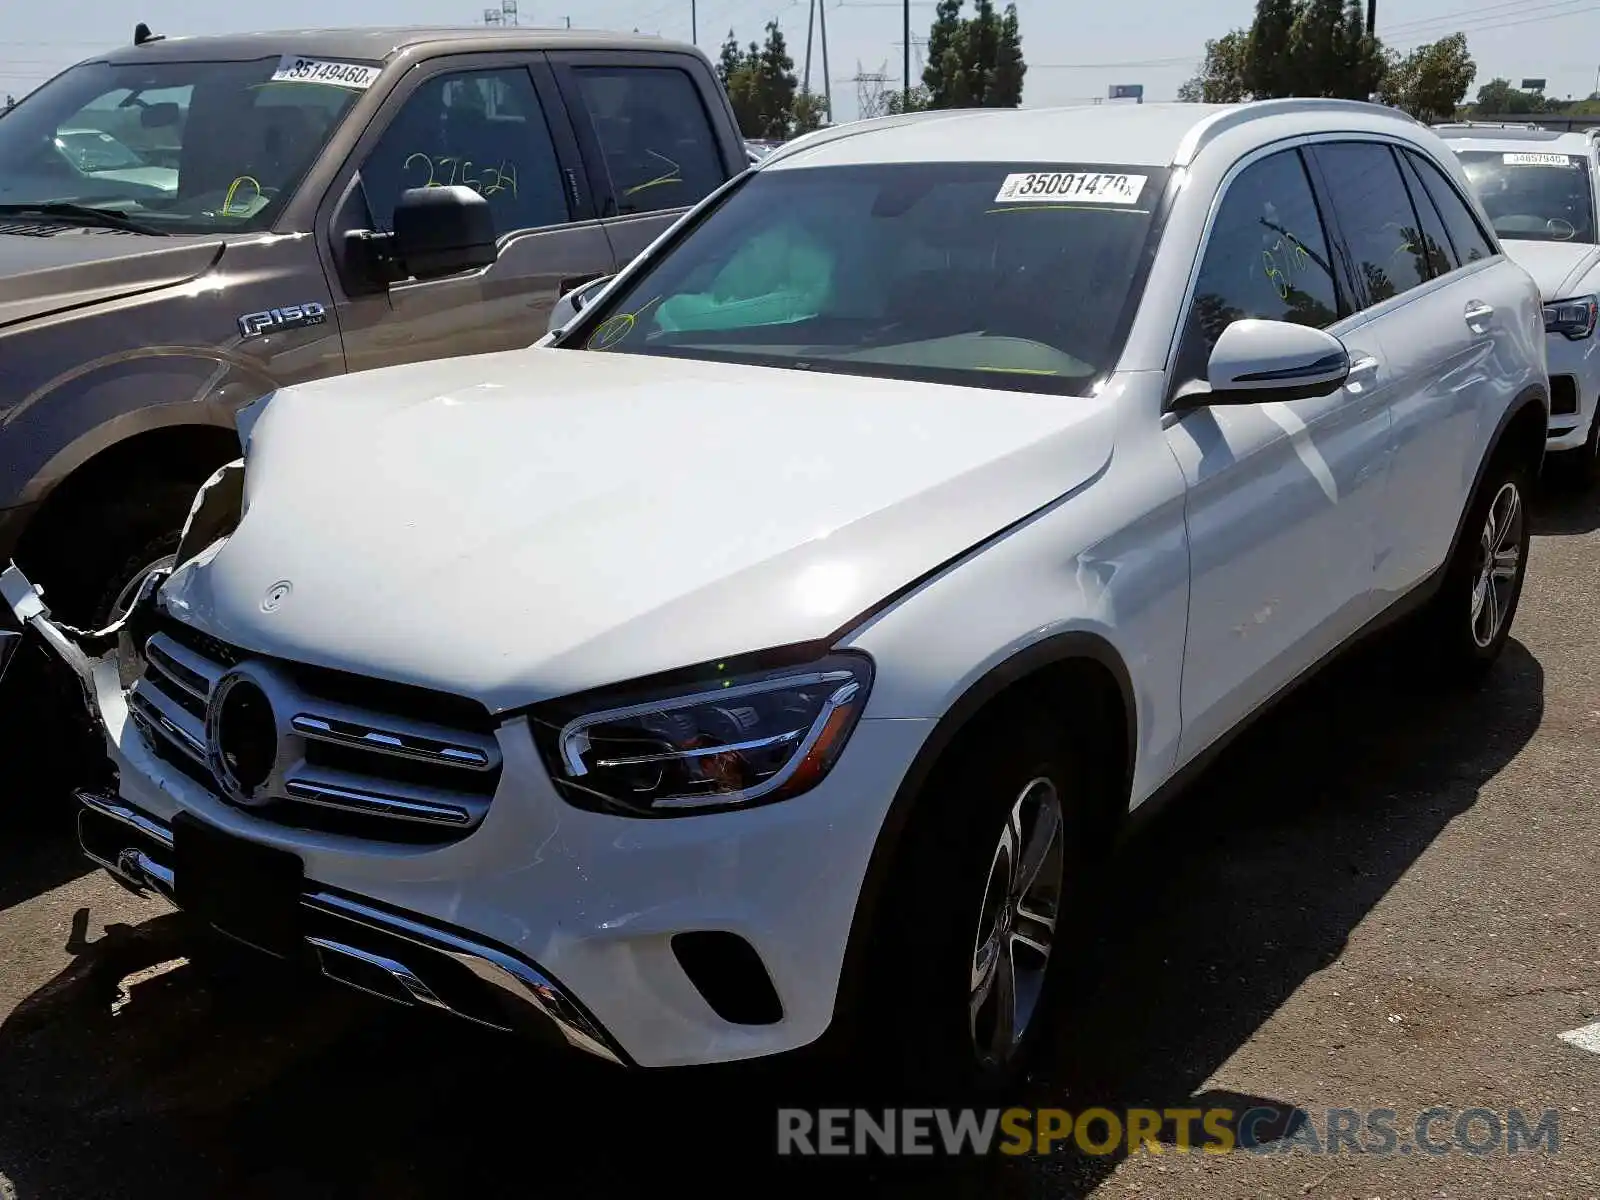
[861,712,1104,1101]
[0,480,196,804]
[1415,453,1532,683]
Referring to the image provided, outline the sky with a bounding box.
[5,0,1600,121]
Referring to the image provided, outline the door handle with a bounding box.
[1464,300,1495,328]
[1346,354,1380,383]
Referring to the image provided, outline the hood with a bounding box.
[1500,239,1600,301]
[0,229,223,329]
[160,348,1118,712]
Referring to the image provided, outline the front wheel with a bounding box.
[864,715,1101,1099]
[1416,456,1532,682]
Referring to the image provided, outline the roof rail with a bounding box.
[756,108,968,169]
[1433,119,1541,130]
[1173,97,1416,167]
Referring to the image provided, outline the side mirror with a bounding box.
[343,186,499,290]
[391,185,498,280]
[1182,319,1350,409]
[547,275,614,336]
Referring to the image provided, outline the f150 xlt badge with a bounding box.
[238,303,328,339]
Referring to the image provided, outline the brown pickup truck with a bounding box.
[0,25,749,765]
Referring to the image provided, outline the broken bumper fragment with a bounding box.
[0,560,169,719]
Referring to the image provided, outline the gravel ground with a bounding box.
[0,482,1596,1199]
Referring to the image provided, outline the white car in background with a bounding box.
[6,97,1548,1095]
[1439,124,1600,481]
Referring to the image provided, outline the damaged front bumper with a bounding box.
[0,559,169,724]
[0,558,630,1067]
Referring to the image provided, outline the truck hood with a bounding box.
[0,228,223,329]
[1500,239,1600,301]
[160,348,1119,712]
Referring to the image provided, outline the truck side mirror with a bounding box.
[342,185,499,290]
[391,186,497,280]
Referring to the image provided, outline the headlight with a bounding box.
[530,652,873,817]
[1544,294,1598,340]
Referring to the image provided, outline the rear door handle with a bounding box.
[1464,301,1496,329]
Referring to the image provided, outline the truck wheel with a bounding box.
[864,714,1101,1100]
[1416,454,1532,683]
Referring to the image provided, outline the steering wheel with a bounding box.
[1547,217,1577,240]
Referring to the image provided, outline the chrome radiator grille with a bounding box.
[126,619,502,844]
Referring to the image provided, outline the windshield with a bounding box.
[0,55,370,233]
[1456,149,1596,244]
[570,162,1167,394]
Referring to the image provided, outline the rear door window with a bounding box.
[568,66,727,215]
[1310,142,1430,309]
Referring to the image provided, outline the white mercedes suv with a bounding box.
[1439,123,1600,481]
[3,98,1549,1094]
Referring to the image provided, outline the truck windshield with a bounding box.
[1456,150,1596,244]
[573,161,1168,395]
[0,56,369,233]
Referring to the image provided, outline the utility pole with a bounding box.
[819,0,833,122]
[691,0,697,45]
[1366,0,1376,35]
[903,0,911,110]
[803,0,816,94]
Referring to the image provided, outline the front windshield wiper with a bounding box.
[0,203,166,235]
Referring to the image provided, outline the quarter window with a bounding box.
[1175,148,1342,385]
[1406,149,1498,263]
[1312,142,1429,307]
[570,66,727,215]
[359,67,570,236]
[1396,151,1456,277]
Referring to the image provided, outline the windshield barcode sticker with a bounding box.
[1502,153,1575,166]
[269,56,382,89]
[994,172,1148,204]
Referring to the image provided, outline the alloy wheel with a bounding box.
[969,777,1066,1070]
[1470,481,1523,649]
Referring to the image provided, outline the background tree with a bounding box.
[790,89,828,134]
[1379,33,1475,122]
[719,21,801,138]
[1181,0,1447,104]
[1242,0,1296,99]
[717,30,742,88]
[1470,77,1546,115]
[919,0,1027,108]
[1178,32,1249,102]
[885,85,933,114]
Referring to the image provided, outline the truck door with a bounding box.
[319,52,613,372]
[545,50,747,269]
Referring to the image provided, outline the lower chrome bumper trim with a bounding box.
[75,790,627,1066]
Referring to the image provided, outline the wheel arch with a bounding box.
[15,420,242,577]
[1440,384,1548,570]
[828,630,1138,1038]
